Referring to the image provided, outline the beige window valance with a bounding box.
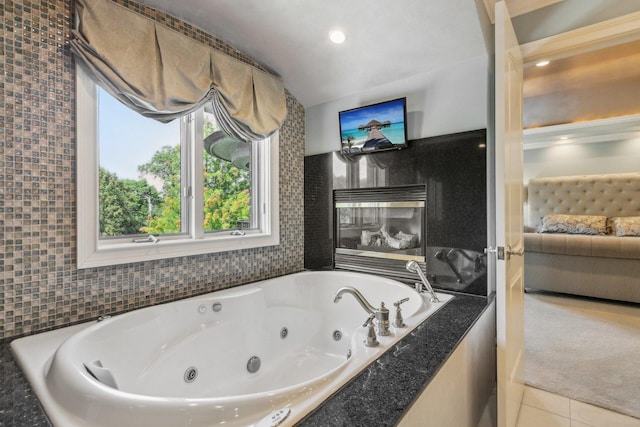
[71,0,287,141]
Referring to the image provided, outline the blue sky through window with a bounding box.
[98,88,180,180]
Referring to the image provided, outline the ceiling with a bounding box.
[135,0,489,108]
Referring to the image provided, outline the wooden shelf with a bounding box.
[523,114,640,150]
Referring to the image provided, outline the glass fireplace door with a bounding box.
[335,201,425,262]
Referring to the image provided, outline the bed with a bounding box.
[524,173,640,303]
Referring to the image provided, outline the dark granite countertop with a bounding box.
[298,292,490,426]
[0,292,490,427]
[0,344,52,426]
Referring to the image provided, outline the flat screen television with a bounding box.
[339,97,408,154]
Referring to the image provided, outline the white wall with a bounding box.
[523,138,640,183]
[304,55,489,156]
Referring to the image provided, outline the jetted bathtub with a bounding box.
[11,271,451,427]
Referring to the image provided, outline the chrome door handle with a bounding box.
[485,246,504,260]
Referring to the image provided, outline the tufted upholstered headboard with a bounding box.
[526,173,640,230]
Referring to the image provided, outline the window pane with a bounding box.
[202,111,252,231]
[98,88,182,238]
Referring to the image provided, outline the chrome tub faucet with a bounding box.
[334,287,390,336]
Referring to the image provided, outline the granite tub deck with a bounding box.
[0,344,51,427]
[0,292,490,427]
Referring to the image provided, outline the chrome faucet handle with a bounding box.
[363,313,375,327]
[393,298,409,328]
[363,314,379,347]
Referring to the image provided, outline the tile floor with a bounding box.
[517,386,640,427]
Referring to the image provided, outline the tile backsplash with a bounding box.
[0,0,305,339]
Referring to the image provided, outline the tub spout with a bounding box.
[334,287,390,336]
[406,261,440,303]
[334,287,376,314]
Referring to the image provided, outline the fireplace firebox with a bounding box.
[334,185,427,281]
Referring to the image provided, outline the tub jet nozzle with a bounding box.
[247,356,261,374]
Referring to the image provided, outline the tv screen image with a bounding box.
[339,97,407,154]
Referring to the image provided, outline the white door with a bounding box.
[494,2,525,427]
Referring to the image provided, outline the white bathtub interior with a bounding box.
[12,271,452,427]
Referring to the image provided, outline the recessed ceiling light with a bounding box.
[329,30,346,44]
[536,60,550,67]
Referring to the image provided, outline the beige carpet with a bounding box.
[524,292,640,419]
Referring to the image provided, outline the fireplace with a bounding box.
[334,185,426,281]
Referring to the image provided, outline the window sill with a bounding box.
[77,232,279,269]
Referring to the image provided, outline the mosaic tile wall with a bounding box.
[0,0,305,339]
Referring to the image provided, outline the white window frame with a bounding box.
[76,65,279,268]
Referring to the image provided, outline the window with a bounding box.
[77,65,279,268]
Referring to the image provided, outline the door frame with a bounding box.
[520,11,640,65]
[488,6,640,427]
[494,3,525,427]
[483,0,565,23]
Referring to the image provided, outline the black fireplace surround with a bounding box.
[304,129,487,296]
